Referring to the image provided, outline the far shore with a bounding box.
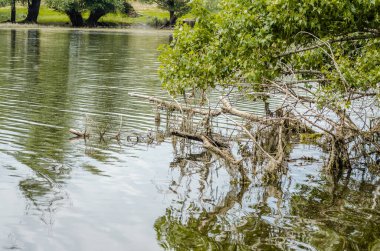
[0,23,173,34]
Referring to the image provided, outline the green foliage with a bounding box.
[0,0,21,7]
[0,0,8,7]
[159,0,380,108]
[45,0,84,13]
[84,0,124,13]
[146,16,169,28]
[0,0,24,7]
[45,0,125,26]
[46,0,123,14]
[205,0,219,10]
[0,4,168,25]
[142,0,191,19]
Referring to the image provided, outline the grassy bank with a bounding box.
[0,3,169,27]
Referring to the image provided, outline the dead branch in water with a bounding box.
[220,97,269,123]
[171,131,228,148]
[69,128,89,138]
[201,135,240,166]
[129,93,314,136]
[129,93,222,117]
[221,96,314,133]
[171,130,240,166]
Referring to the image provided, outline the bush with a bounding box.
[147,16,168,28]
[0,0,9,7]
[122,2,138,17]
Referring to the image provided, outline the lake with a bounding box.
[0,28,379,251]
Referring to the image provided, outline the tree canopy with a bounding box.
[160,0,380,102]
[142,0,191,25]
[46,0,124,26]
[159,0,380,170]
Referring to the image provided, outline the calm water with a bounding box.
[0,28,379,251]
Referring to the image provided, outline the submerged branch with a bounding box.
[69,128,89,138]
[171,130,229,148]
[171,130,241,167]
[129,93,222,117]
[220,97,269,123]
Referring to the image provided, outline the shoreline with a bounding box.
[0,23,173,34]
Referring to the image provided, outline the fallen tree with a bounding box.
[129,92,295,183]
[129,93,222,117]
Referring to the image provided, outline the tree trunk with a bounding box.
[169,10,177,26]
[23,0,41,23]
[66,10,84,27]
[86,9,106,27]
[327,137,351,173]
[11,0,16,23]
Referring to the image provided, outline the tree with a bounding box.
[46,0,124,27]
[159,0,380,169]
[0,0,10,7]
[143,0,191,25]
[23,0,41,23]
[11,0,16,23]
[0,0,41,23]
[85,0,124,26]
[45,0,85,27]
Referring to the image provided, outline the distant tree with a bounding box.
[85,0,124,26]
[11,0,16,23]
[0,0,28,23]
[0,0,9,7]
[46,0,124,27]
[23,0,41,23]
[46,0,85,27]
[143,0,191,25]
[65,1,85,27]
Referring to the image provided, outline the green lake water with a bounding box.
[0,28,379,251]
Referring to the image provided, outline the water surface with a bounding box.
[0,28,379,251]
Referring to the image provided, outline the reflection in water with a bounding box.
[151,111,380,250]
[155,138,380,250]
[0,28,171,250]
[15,29,73,225]
[0,29,378,250]
[10,29,16,58]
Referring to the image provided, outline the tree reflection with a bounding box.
[11,30,73,224]
[154,123,380,250]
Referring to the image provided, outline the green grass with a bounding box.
[0,5,169,26]
[37,7,70,24]
[0,5,27,22]
[0,6,70,24]
[99,8,169,26]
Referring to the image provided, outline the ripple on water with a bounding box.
[0,28,379,251]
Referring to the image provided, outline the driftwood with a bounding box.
[69,128,89,138]
[171,131,228,148]
[129,93,222,117]
[221,97,314,133]
[201,136,240,166]
[130,93,313,132]
[171,130,239,166]
[221,97,269,123]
